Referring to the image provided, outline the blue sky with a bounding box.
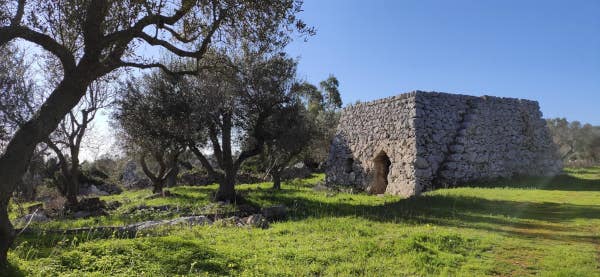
[286,0,600,124]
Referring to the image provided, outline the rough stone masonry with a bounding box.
[325,91,562,197]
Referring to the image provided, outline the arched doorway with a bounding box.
[371,151,391,194]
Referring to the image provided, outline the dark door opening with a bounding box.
[372,151,391,194]
[344,158,354,173]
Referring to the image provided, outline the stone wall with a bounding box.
[326,92,419,196]
[414,92,562,191]
[326,91,562,197]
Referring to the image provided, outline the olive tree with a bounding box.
[182,50,302,201]
[0,0,310,265]
[547,118,600,165]
[293,76,342,169]
[114,71,197,194]
[44,81,114,207]
[261,103,314,190]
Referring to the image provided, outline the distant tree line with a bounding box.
[547,118,600,167]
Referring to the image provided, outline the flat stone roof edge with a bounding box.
[344,90,539,110]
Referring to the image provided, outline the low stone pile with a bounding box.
[281,163,313,180]
[178,170,216,186]
[79,183,122,196]
[14,202,288,236]
[65,197,109,219]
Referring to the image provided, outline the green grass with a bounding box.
[6,168,600,276]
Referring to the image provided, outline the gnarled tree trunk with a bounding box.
[151,180,165,194]
[140,151,180,195]
[215,170,236,202]
[0,72,91,265]
[164,154,179,189]
[271,169,282,190]
[0,196,13,267]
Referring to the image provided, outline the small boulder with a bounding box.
[66,197,108,217]
[128,179,150,189]
[169,216,212,226]
[15,213,49,224]
[216,216,244,227]
[78,197,107,211]
[281,162,313,180]
[95,182,123,195]
[72,210,92,219]
[121,160,140,186]
[243,214,269,229]
[88,185,109,196]
[312,183,329,192]
[178,170,216,186]
[105,201,122,210]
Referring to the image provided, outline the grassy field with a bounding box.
[5,167,600,276]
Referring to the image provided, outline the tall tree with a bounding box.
[115,71,194,194]
[0,0,311,266]
[261,103,314,190]
[294,75,343,168]
[44,81,114,207]
[185,50,301,201]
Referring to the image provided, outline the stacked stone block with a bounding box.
[326,91,562,197]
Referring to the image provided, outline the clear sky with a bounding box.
[285,0,600,124]
[81,0,599,160]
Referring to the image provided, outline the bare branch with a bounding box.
[140,153,158,182]
[189,143,221,180]
[234,144,264,171]
[117,61,198,76]
[0,26,76,73]
[137,32,201,58]
[10,0,26,27]
[103,0,195,48]
[208,125,223,166]
[44,138,70,182]
[159,25,198,43]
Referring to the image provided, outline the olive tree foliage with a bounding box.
[293,75,342,168]
[0,43,47,201]
[0,43,39,145]
[114,71,199,194]
[0,0,311,266]
[185,50,303,201]
[260,103,314,190]
[547,118,600,166]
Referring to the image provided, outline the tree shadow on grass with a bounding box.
[463,174,600,192]
[12,234,234,276]
[564,167,600,175]
[0,263,26,277]
[136,237,234,275]
[252,191,600,245]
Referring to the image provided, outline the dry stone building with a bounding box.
[325,91,562,197]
